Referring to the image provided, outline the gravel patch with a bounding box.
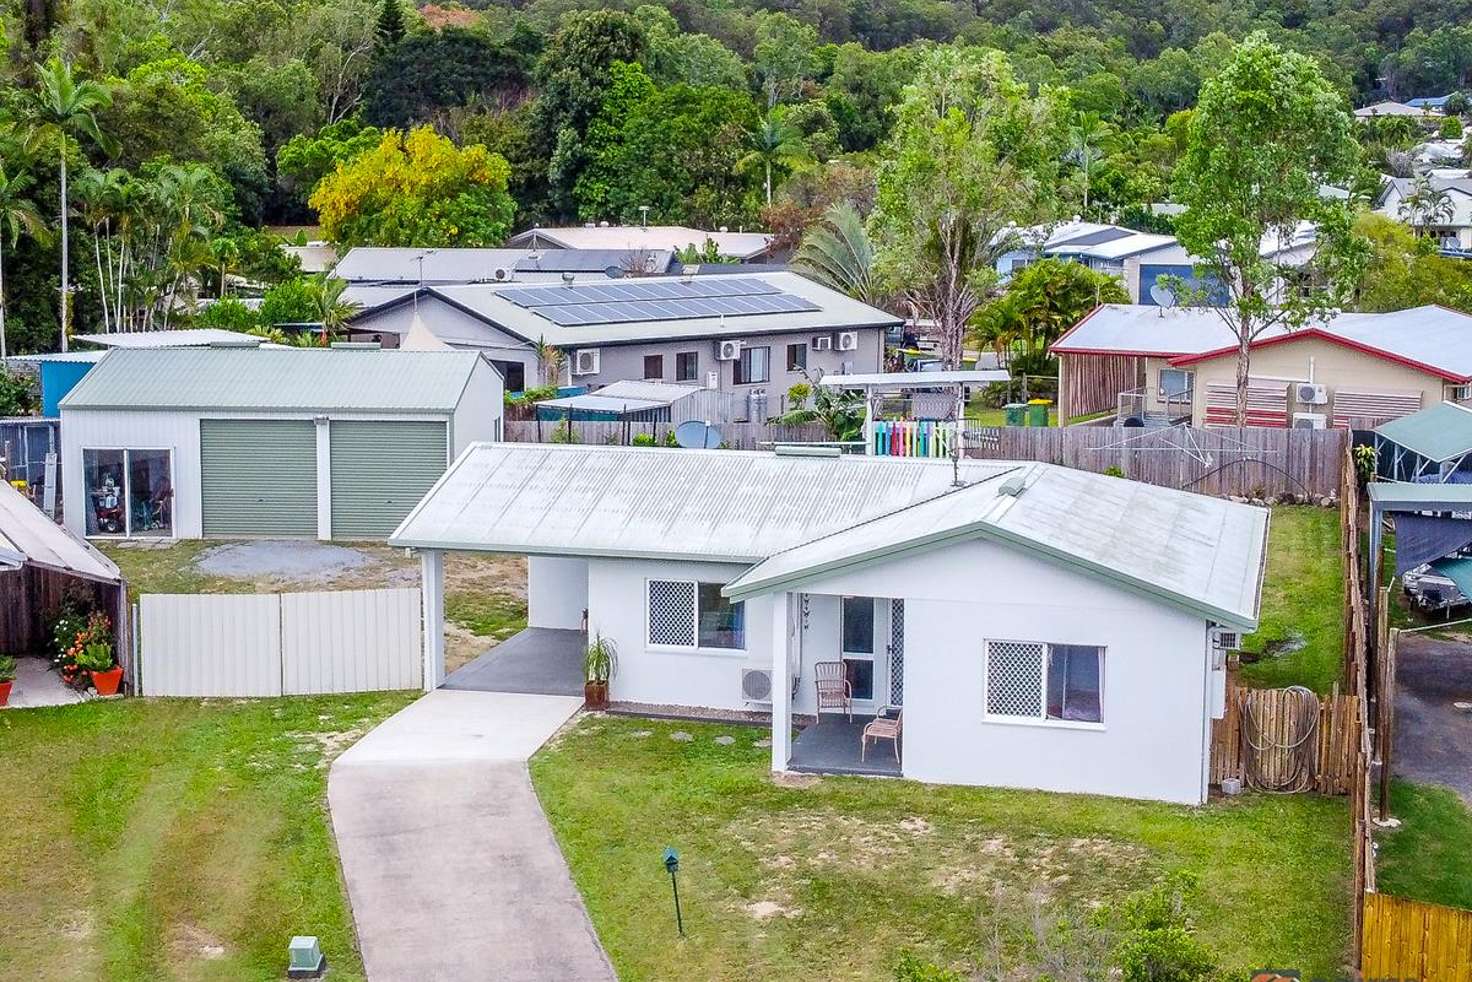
[193,540,375,581]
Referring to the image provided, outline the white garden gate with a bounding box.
[136,588,422,696]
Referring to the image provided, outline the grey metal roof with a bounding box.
[60,347,485,413]
[1368,482,1472,509]
[72,328,264,349]
[1374,402,1472,462]
[506,225,773,261]
[427,271,901,347]
[820,370,1010,389]
[538,380,700,413]
[333,246,679,283]
[723,463,1268,628]
[391,444,1017,562]
[393,445,1269,627]
[0,480,121,582]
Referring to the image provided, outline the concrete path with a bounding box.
[2,657,90,709]
[329,689,615,982]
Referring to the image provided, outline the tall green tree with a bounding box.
[792,201,880,306]
[375,0,405,52]
[869,45,1067,368]
[736,111,813,206]
[25,57,114,352]
[0,167,47,360]
[972,258,1129,377]
[1172,33,1368,426]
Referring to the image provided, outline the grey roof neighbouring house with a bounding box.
[59,347,487,413]
[332,246,679,284]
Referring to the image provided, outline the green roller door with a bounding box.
[330,420,448,539]
[200,419,318,537]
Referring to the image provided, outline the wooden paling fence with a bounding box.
[1362,893,1472,981]
[1208,682,1361,795]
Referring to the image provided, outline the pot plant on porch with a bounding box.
[0,655,15,706]
[583,633,618,710]
[75,633,122,696]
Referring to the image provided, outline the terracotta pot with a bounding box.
[91,666,124,697]
[584,680,608,710]
[0,680,11,707]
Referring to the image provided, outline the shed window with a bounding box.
[648,579,745,650]
[675,351,699,382]
[985,640,1103,724]
[643,354,664,380]
[786,343,806,372]
[735,346,769,385]
[83,448,173,539]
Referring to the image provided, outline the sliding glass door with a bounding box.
[82,448,174,538]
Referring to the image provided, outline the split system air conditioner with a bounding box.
[741,668,773,704]
[811,335,833,351]
[837,331,859,352]
[572,348,601,376]
[717,339,744,361]
[492,267,513,282]
[1292,411,1327,430]
[1295,382,1328,405]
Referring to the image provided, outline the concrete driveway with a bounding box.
[329,690,615,981]
[1395,633,1472,801]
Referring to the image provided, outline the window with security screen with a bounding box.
[985,640,1104,724]
[648,580,696,646]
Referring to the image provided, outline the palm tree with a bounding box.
[792,202,879,305]
[308,274,359,344]
[0,167,47,359]
[25,57,114,351]
[533,335,564,388]
[1067,114,1114,215]
[1400,175,1455,237]
[736,112,813,206]
[208,236,242,298]
[72,166,127,332]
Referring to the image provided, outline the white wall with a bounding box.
[451,356,506,453]
[793,538,1214,805]
[586,556,773,711]
[528,556,588,629]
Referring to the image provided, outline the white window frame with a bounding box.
[80,446,177,540]
[982,638,1106,730]
[645,578,746,655]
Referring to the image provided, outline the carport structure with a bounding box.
[1367,481,1472,634]
[1372,401,1472,483]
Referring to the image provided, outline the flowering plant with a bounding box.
[51,609,112,688]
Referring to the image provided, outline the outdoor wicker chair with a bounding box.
[813,660,852,722]
[861,707,902,762]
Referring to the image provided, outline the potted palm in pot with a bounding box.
[76,637,122,696]
[0,655,15,706]
[582,633,617,710]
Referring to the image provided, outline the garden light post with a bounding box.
[663,846,684,937]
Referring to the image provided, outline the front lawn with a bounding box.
[1239,505,1345,693]
[532,715,1351,980]
[0,693,415,982]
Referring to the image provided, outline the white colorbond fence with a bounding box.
[136,588,422,697]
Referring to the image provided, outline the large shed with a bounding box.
[59,346,502,542]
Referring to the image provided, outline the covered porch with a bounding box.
[788,714,902,777]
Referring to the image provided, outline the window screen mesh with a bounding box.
[648,580,695,646]
[986,640,1045,717]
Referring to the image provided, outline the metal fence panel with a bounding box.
[139,593,282,696]
[280,588,422,694]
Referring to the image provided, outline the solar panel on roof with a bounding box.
[499,276,820,326]
[499,277,783,309]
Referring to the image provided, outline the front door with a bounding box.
[841,596,893,710]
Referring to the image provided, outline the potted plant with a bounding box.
[582,633,618,710]
[75,636,122,696]
[0,655,15,706]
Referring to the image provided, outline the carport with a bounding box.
[1372,401,1472,483]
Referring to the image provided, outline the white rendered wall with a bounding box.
[450,357,505,453]
[586,557,774,711]
[786,537,1215,805]
[528,556,588,630]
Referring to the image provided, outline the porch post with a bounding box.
[770,591,791,773]
[420,549,446,691]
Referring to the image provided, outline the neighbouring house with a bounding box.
[505,224,777,262]
[1355,100,1440,119]
[1376,175,1472,251]
[345,271,897,402]
[533,378,742,424]
[283,240,338,274]
[1051,303,1472,428]
[1,478,128,672]
[393,444,1267,805]
[59,346,502,541]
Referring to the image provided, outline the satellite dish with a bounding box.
[1149,283,1177,308]
[674,420,723,449]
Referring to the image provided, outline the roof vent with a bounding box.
[998,473,1029,497]
[207,338,263,348]
[598,220,610,228]
[773,443,841,458]
[561,271,576,286]
[329,341,380,350]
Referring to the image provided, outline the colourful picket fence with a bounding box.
[872,420,957,458]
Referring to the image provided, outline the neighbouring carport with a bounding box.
[0,480,129,684]
[1372,401,1472,483]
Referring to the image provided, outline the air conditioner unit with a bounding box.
[717,339,743,361]
[741,668,774,704]
[1296,382,1328,405]
[572,348,601,376]
[812,335,833,351]
[1292,411,1327,430]
[837,331,859,352]
[492,267,513,282]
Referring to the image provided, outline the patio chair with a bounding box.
[813,661,852,722]
[861,707,902,762]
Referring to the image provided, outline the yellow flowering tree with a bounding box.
[310,126,516,246]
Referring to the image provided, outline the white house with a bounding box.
[1376,175,1472,250]
[392,444,1268,805]
[60,345,502,541]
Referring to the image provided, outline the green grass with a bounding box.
[445,590,527,642]
[966,401,1058,428]
[1376,780,1472,909]
[532,715,1352,980]
[1238,506,1345,693]
[98,540,245,600]
[0,692,415,982]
